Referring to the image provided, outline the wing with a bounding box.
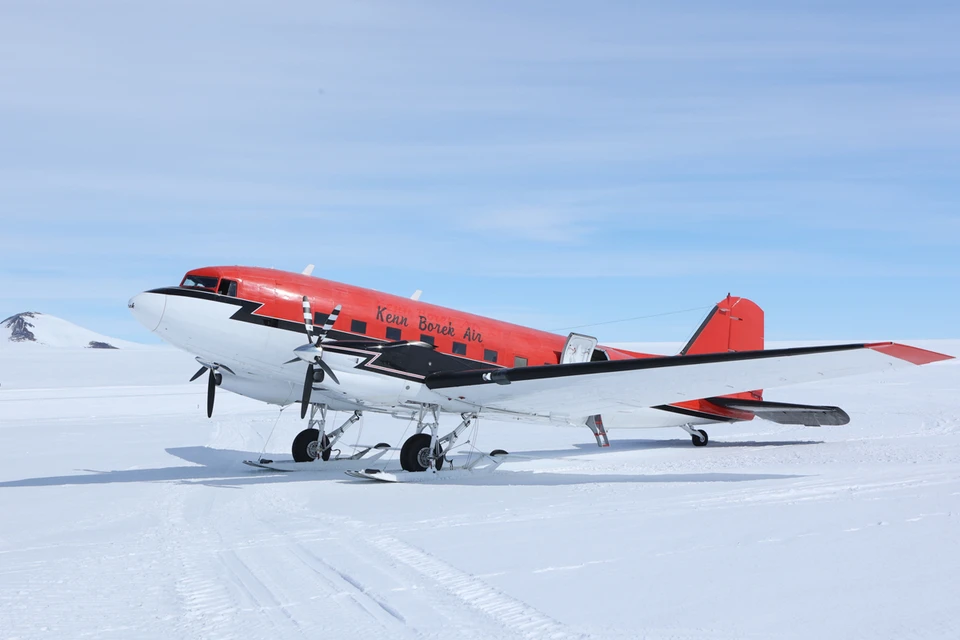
[425,342,952,420]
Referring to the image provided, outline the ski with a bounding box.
[344,468,399,482]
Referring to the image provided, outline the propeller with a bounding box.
[189,360,233,418]
[284,297,342,418]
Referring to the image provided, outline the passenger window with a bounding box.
[386,327,402,341]
[514,356,528,367]
[484,349,498,363]
[351,319,367,334]
[420,334,435,346]
[452,341,467,355]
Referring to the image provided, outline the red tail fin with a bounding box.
[681,294,765,400]
[681,294,764,355]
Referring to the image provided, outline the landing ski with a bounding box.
[243,444,390,472]
[344,468,399,482]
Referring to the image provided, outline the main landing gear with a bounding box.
[681,424,709,447]
[399,407,502,472]
[292,404,363,462]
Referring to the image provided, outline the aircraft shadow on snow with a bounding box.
[0,439,816,489]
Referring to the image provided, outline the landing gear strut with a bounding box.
[681,424,709,447]
[400,408,480,472]
[291,404,363,462]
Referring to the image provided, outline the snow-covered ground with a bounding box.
[1,312,148,350]
[1,339,958,639]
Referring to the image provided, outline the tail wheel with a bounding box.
[490,449,508,456]
[400,433,444,472]
[292,428,331,462]
[692,429,709,447]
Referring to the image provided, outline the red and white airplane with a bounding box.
[128,265,952,474]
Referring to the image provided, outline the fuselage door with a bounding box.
[560,332,598,364]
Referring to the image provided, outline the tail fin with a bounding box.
[681,294,765,400]
[681,294,764,356]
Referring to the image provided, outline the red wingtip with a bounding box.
[865,342,955,366]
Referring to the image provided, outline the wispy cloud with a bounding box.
[1,1,958,341]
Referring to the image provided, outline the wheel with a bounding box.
[490,449,508,456]
[692,429,709,447]
[400,433,443,472]
[292,428,331,462]
[374,442,391,449]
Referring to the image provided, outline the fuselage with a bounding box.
[129,266,744,428]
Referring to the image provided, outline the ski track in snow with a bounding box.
[0,343,958,639]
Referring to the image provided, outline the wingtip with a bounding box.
[865,342,955,365]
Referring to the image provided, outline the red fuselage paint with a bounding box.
[183,266,649,367]
[181,266,758,421]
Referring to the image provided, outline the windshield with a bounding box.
[181,275,219,291]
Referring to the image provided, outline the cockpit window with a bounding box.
[181,275,219,290]
[217,279,238,297]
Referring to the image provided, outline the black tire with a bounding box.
[692,429,709,447]
[374,442,391,449]
[490,449,508,456]
[400,433,443,472]
[292,428,331,462]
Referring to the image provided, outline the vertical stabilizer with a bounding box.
[680,295,765,401]
[680,295,764,356]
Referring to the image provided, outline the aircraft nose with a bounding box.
[128,292,166,332]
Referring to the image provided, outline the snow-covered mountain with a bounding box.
[0,312,145,349]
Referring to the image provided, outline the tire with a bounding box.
[374,442,391,449]
[692,429,709,447]
[292,428,331,462]
[490,449,508,456]
[400,433,443,472]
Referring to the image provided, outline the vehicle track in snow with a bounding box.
[237,493,584,640]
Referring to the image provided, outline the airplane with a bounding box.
[128,265,953,474]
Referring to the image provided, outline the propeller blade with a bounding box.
[206,369,216,418]
[190,366,208,382]
[300,364,314,419]
[301,296,314,341]
[316,304,342,342]
[284,357,300,365]
[315,357,340,385]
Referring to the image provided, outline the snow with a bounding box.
[1,312,148,350]
[1,340,958,639]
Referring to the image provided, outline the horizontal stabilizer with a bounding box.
[708,397,850,426]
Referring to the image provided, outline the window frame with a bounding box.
[483,349,498,363]
[180,275,219,291]
[217,279,238,297]
[386,326,402,341]
[452,341,467,356]
[351,319,367,335]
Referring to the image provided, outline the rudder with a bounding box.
[681,294,764,355]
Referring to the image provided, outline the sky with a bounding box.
[1,0,958,344]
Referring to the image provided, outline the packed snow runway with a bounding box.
[1,342,958,639]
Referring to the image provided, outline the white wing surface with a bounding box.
[425,343,952,419]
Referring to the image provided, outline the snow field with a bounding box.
[1,341,958,639]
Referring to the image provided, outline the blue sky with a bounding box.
[1,1,958,344]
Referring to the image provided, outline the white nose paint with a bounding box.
[128,292,167,332]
